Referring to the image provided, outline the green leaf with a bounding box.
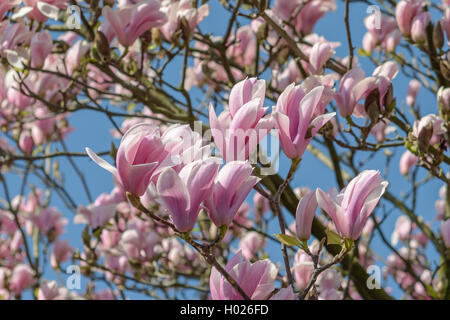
[326,229,342,245]
[92,227,103,239]
[356,48,371,57]
[274,234,301,247]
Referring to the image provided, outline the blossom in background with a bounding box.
[100,0,167,46]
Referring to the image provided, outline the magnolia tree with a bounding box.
[0,0,449,301]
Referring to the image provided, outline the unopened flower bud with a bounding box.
[417,121,433,152]
[440,59,450,81]
[365,89,380,124]
[180,17,191,40]
[95,31,110,63]
[433,22,444,50]
[384,83,395,112]
[257,0,268,12]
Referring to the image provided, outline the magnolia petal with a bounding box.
[85,147,117,174]
[37,1,59,20]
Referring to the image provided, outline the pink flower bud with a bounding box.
[292,252,313,290]
[391,215,412,245]
[19,130,34,154]
[295,190,317,241]
[30,30,52,68]
[362,32,377,53]
[440,219,450,248]
[399,150,419,176]
[411,12,430,43]
[413,114,446,147]
[383,30,402,52]
[228,77,266,118]
[335,68,373,117]
[253,192,270,221]
[239,231,266,259]
[10,264,35,296]
[437,86,450,110]
[309,42,335,74]
[395,0,424,36]
[50,240,73,268]
[38,281,61,300]
[406,79,421,106]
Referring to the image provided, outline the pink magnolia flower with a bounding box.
[0,0,21,19]
[23,0,67,23]
[318,268,342,291]
[274,0,336,35]
[391,215,412,245]
[295,190,317,241]
[65,40,89,74]
[363,14,400,53]
[101,0,166,47]
[309,42,335,74]
[30,30,52,68]
[75,201,117,229]
[253,192,270,222]
[9,264,35,296]
[435,185,447,221]
[210,251,278,300]
[50,240,73,268]
[86,123,174,196]
[104,254,129,282]
[272,60,303,91]
[335,68,372,117]
[226,25,257,67]
[395,0,425,36]
[26,107,56,146]
[121,219,160,260]
[228,77,266,117]
[441,8,450,43]
[412,114,446,147]
[19,130,34,154]
[160,0,210,40]
[350,61,399,118]
[316,170,389,240]
[399,150,419,176]
[32,207,67,239]
[440,219,450,248]
[406,79,421,107]
[273,85,335,159]
[156,158,220,232]
[438,86,450,110]
[270,286,297,300]
[370,120,395,143]
[38,281,64,300]
[292,251,313,290]
[209,78,272,162]
[410,12,430,43]
[205,161,259,228]
[238,231,267,259]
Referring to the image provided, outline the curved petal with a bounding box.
[85,147,117,175]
